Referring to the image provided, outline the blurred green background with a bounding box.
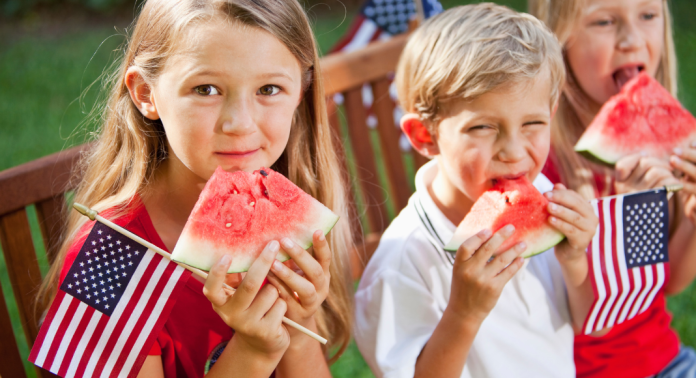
[1,0,696,377]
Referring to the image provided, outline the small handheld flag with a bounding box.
[29,220,191,378]
[582,186,680,335]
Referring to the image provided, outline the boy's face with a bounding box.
[425,73,553,207]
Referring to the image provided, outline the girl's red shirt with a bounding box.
[543,155,680,377]
[58,198,236,378]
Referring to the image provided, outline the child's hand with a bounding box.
[446,226,526,324]
[545,184,598,264]
[615,153,678,194]
[671,144,696,224]
[266,231,330,339]
[203,241,289,358]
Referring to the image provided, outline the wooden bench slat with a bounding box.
[371,78,412,210]
[0,209,44,346]
[343,87,388,233]
[35,196,66,265]
[327,97,364,245]
[0,279,28,378]
[321,34,408,96]
[0,145,87,217]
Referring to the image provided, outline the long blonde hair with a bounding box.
[38,0,354,360]
[529,0,678,200]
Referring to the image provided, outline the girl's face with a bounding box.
[565,0,664,105]
[148,20,303,180]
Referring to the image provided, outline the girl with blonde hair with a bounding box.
[529,0,696,376]
[36,0,355,376]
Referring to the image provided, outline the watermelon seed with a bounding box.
[260,170,268,177]
[505,196,510,204]
[233,190,238,195]
[264,189,269,196]
[250,202,255,206]
[226,223,232,228]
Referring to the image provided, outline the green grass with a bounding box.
[2,1,696,377]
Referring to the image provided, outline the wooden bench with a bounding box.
[0,33,424,377]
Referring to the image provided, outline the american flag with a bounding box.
[582,189,670,335]
[29,221,191,378]
[331,0,443,152]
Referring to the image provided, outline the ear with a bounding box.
[125,67,160,120]
[400,113,439,158]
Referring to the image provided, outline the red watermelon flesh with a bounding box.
[575,72,696,165]
[171,167,339,273]
[444,177,565,258]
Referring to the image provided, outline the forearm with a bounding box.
[414,309,481,378]
[666,217,696,294]
[557,254,594,332]
[206,335,282,378]
[276,318,331,378]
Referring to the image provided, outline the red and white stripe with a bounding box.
[30,250,188,378]
[583,196,666,335]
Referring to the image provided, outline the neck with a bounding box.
[428,164,474,227]
[142,152,207,250]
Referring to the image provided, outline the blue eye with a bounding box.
[592,18,614,27]
[258,85,280,96]
[195,85,219,96]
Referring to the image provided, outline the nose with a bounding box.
[616,19,643,52]
[220,96,256,136]
[497,132,527,163]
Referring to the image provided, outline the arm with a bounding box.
[202,241,290,378]
[667,145,696,294]
[545,184,599,332]
[266,231,333,378]
[415,227,526,378]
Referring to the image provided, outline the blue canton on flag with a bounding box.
[60,223,149,316]
[583,189,670,335]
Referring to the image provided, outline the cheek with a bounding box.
[645,26,665,77]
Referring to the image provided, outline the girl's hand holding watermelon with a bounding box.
[671,144,696,224]
[203,241,290,366]
[615,153,679,195]
[266,231,332,339]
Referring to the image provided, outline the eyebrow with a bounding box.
[186,69,294,82]
[585,0,661,14]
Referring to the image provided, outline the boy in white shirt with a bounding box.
[354,4,600,378]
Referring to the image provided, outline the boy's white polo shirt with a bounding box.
[354,159,574,378]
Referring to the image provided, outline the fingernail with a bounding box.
[505,224,515,234]
[479,229,492,238]
[272,260,284,271]
[673,155,682,164]
[281,238,294,249]
[691,140,696,148]
[550,216,557,223]
[317,231,325,241]
[674,147,683,156]
[549,203,557,211]
[641,151,648,156]
[220,255,231,265]
[517,242,527,252]
[268,240,280,252]
[545,192,553,199]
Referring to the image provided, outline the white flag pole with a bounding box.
[413,0,426,22]
[72,203,327,344]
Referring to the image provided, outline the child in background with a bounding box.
[36,0,355,377]
[529,0,696,376]
[354,4,599,377]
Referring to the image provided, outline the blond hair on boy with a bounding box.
[396,2,565,131]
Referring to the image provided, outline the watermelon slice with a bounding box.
[171,167,339,273]
[444,177,565,258]
[575,73,696,165]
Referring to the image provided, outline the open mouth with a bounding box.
[492,172,527,186]
[613,65,645,92]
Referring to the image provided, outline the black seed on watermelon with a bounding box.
[260,169,269,177]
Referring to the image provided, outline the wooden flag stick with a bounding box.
[72,203,328,345]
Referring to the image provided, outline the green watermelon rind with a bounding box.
[443,227,565,258]
[172,211,339,273]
